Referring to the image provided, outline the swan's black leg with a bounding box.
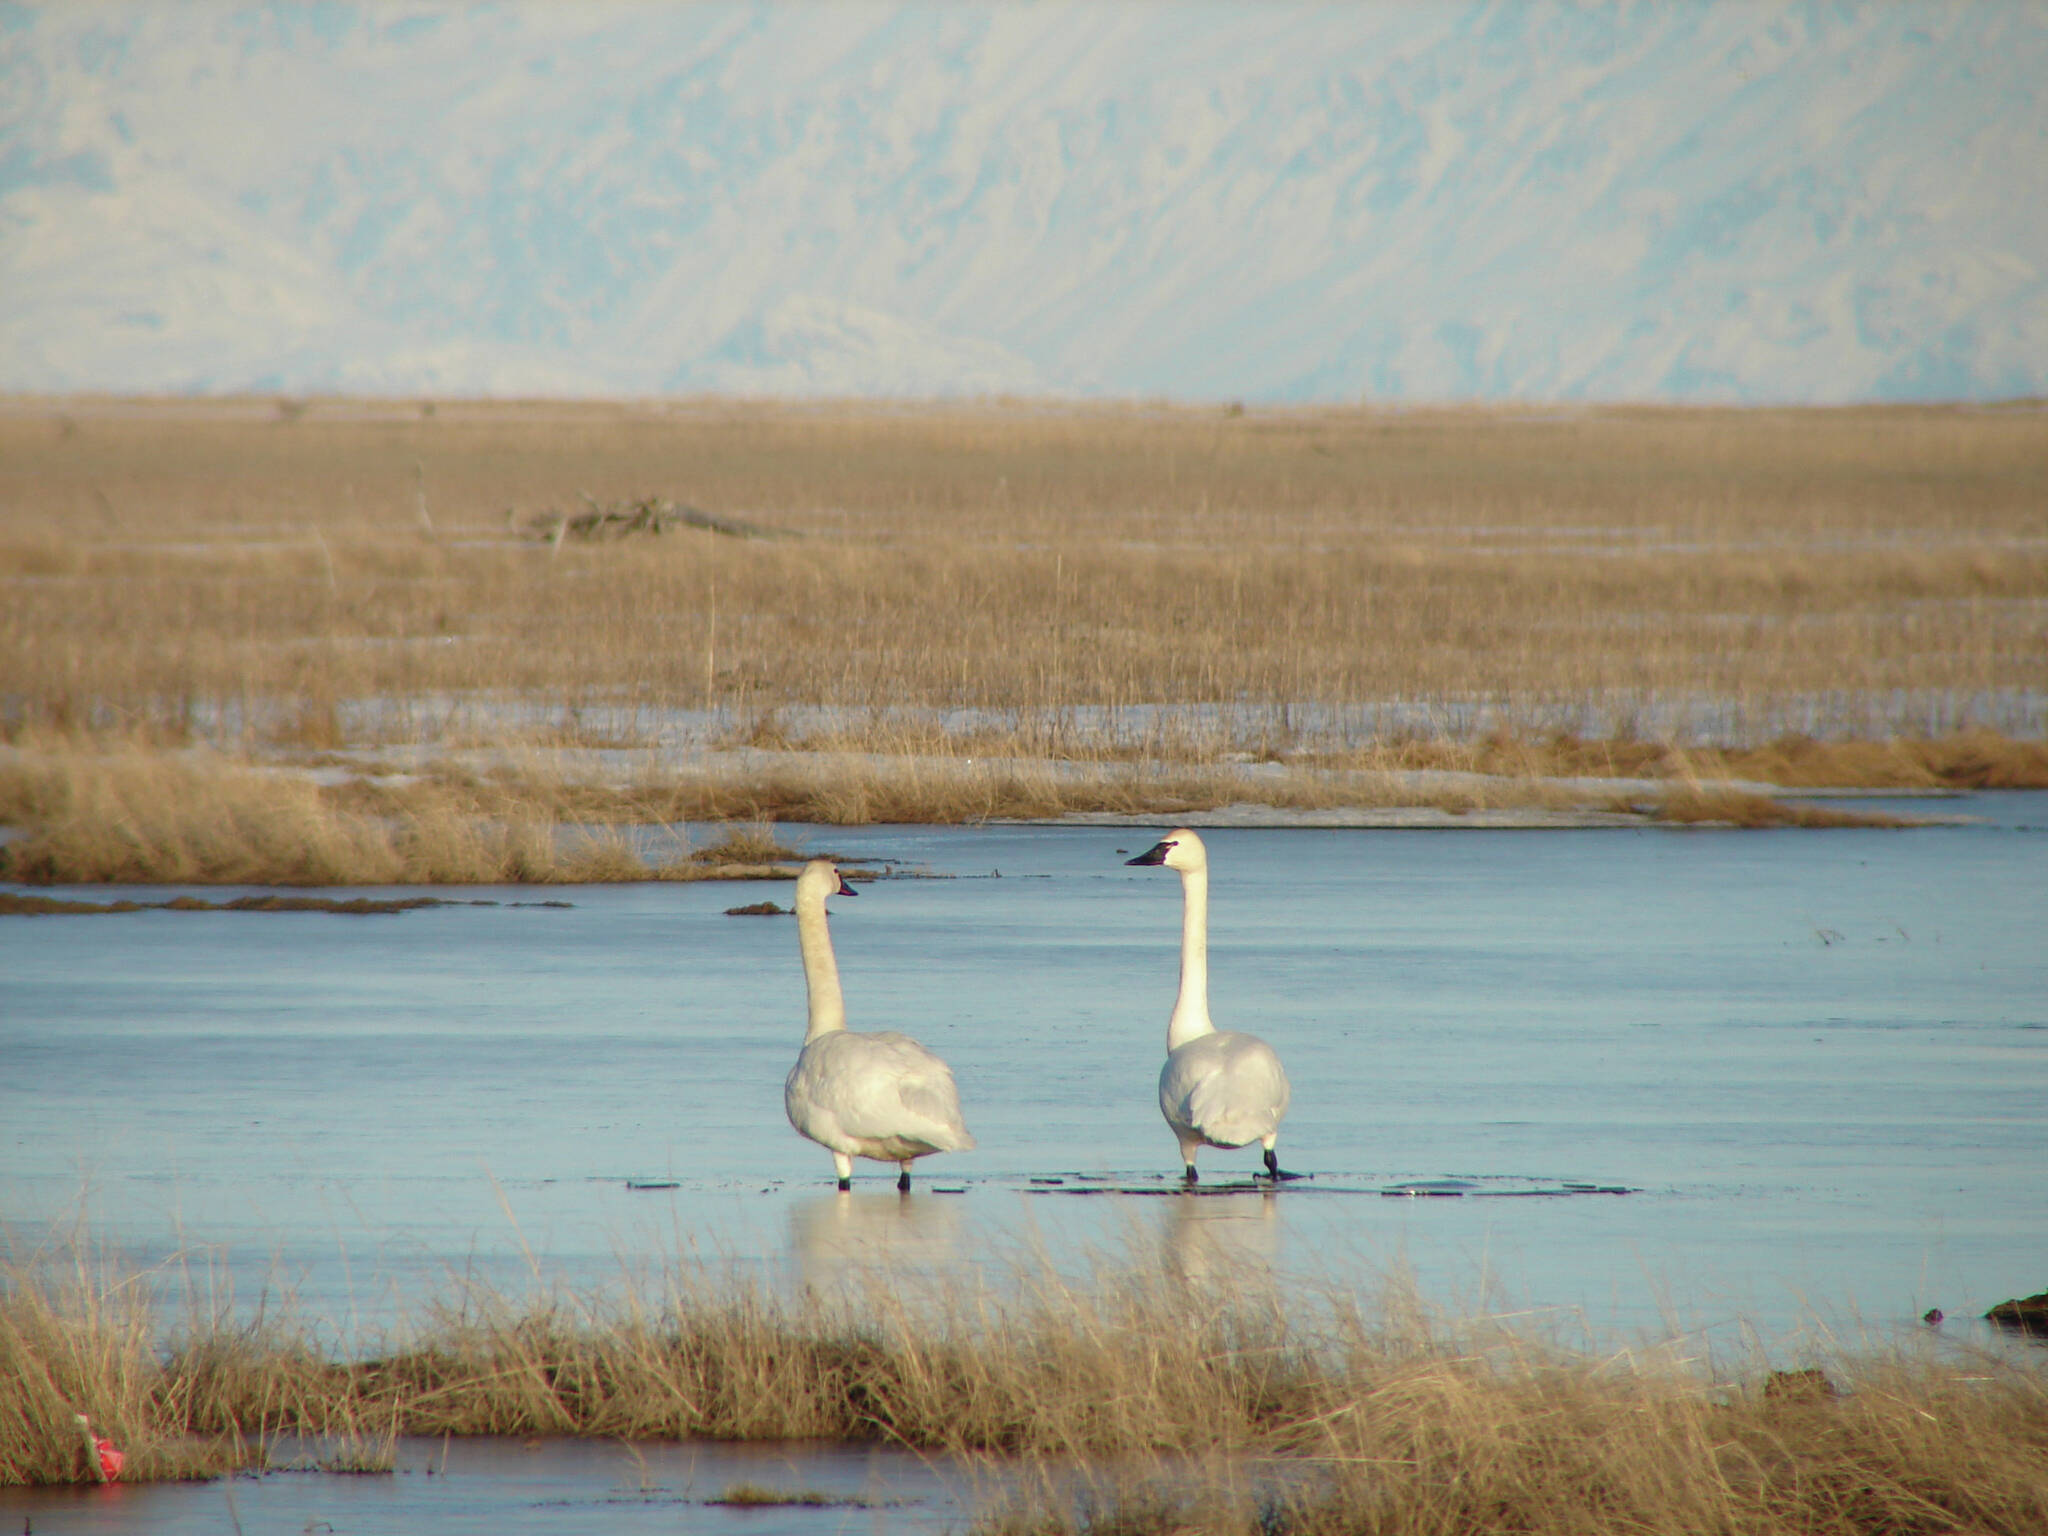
[897,1168,911,1192]
[837,1176,851,1192]
[1259,1147,1303,1181]
[1183,1164,1199,1186]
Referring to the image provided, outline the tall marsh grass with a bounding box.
[5,1241,2046,1535]
[0,742,855,884]
[4,398,2043,746]
[2,732,1944,885]
[0,745,609,884]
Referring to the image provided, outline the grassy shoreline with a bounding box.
[5,1246,2046,1533]
[0,732,2020,886]
[6,728,2043,885]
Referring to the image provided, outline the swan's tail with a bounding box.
[1193,1117,1270,1150]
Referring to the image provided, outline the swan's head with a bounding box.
[1126,827,1206,873]
[795,857,858,909]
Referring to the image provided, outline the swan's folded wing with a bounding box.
[1181,1033,1290,1146]
[832,1032,977,1152]
[893,1075,977,1151]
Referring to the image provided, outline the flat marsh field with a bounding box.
[2,395,2045,880]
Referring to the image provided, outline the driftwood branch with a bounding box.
[522,496,792,544]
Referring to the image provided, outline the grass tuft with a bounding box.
[1632,789,1914,829]
[690,823,807,864]
[708,1482,868,1507]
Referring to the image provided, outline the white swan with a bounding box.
[1127,828,1293,1183]
[784,858,976,1191]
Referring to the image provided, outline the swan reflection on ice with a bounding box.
[786,1189,967,1290]
[1160,1188,1282,1285]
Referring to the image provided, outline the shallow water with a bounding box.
[4,798,2046,1360]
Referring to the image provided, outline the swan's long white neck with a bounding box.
[797,897,847,1041]
[1169,865,1215,1051]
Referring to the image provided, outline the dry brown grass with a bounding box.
[0,745,596,885]
[1313,727,2048,792]
[0,891,458,915]
[988,1343,2048,1534]
[1719,730,2048,790]
[1,398,2042,873]
[5,1242,2046,1536]
[687,823,808,864]
[1606,788,1915,829]
[0,732,1946,886]
[3,397,2042,748]
[0,741,997,883]
[709,1483,870,1507]
[0,1248,393,1485]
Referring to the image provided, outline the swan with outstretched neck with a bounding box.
[1127,828,1294,1183]
[784,859,975,1191]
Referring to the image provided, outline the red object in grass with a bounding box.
[94,1436,124,1479]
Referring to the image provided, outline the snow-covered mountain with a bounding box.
[3,2,2044,402]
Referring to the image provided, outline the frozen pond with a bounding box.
[4,797,2046,1365]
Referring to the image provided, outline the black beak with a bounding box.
[1126,841,1171,866]
[836,876,858,896]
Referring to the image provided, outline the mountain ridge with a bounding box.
[2,2,2043,402]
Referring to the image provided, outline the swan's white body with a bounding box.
[1128,828,1292,1181]
[784,859,975,1190]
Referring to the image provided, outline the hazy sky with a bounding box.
[3,1,2044,401]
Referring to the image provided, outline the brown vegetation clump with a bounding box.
[0,747,563,885]
[689,823,806,864]
[1709,730,2048,791]
[5,1246,2048,1536]
[1328,729,2048,793]
[708,1483,863,1507]
[0,891,453,915]
[1625,788,1914,829]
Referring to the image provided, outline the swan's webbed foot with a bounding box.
[1258,1147,1305,1181]
[1183,1165,1199,1186]
[836,1177,851,1192]
[1254,1150,1306,1182]
[897,1168,912,1192]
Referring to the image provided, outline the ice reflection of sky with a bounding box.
[3,798,2045,1359]
[0,1434,977,1536]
